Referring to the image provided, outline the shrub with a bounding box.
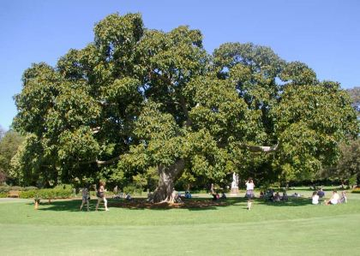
[0,192,7,198]
[19,190,38,199]
[53,186,73,198]
[0,186,37,195]
[19,186,73,200]
[0,185,11,193]
[352,187,360,193]
[123,185,136,195]
[54,184,73,190]
[10,186,23,191]
[24,186,38,191]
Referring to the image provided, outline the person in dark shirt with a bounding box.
[317,188,325,198]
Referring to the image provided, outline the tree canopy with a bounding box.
[12,13,359,201]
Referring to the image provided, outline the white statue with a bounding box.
[231,172,239,190]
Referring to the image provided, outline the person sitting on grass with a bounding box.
[339,191,347,203]
[274,192,281,202]
[325,190,340,205]
[212,192,220,201]
[170,189,183,203]
[291,192,301,198]
[125,193,132,201]
[259,191,264,199]
[281,191,288,201]
[264,189,274,202]
[317,188,325,198]
[312,191,319,205]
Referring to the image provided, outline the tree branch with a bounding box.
[79,156,120,166]
[179,96,192,127]
[91,126,101,134]
[241,143,279,153]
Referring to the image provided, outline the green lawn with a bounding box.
[1,190,360,256]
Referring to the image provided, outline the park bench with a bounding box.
[8,190,20,198]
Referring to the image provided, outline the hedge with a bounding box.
[352,187,360,194]
[20,186,73,200]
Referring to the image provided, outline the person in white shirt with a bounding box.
[312,191,319,205]
[325,190,340,205]
[245,178,255,210]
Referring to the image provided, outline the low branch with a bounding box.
[91,126,101,134]
[79,156,120,166]
[241,143,279,153]
[95,156,120,165]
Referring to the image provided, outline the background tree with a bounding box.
[338,139,360,187]
[13,13,359,201]
[319,138,360,188]
[318,87,360,187]
[0,130,24,184]
[0,126,5,140]
[347,87,360,116]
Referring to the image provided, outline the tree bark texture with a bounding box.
[152,159,185,203]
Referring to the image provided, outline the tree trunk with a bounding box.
[152,159,185,203]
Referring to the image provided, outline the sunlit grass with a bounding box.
[0,188,359,255]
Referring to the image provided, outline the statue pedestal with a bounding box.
[230,188,239,194]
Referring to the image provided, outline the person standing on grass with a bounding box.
[245,178,255,210]
[80,185,90,211]
[96,181,109,211]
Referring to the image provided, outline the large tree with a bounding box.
[13,13,358,201]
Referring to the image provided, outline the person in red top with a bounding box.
[96,181,109,211]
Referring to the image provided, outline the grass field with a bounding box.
[1,189,360,256]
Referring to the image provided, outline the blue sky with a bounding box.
[1,0,360,130]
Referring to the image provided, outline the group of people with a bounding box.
[210,183,227,200]
[312,189,347,205]
[260,190,289,202]
[79,181,109,211]
[213,177,349,210]
[80,179,349,211]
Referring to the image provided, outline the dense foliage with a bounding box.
[12,13,359,201]
[347,87,360,116]
[0,130,23,184]
[321,138,360,187]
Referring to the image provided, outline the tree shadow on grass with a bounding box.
[108,197,243,211]
[293,187,346,192]
[255,197,313,207]
[35,196,314,212]
[36,198,243,212]
[35,199,86,212]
